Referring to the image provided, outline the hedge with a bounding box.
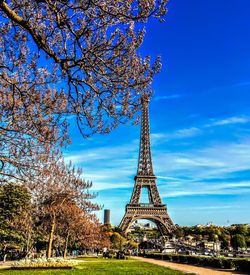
[233,259,250,273]
[139,253,250,272]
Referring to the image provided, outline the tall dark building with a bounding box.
[104,209,111,224]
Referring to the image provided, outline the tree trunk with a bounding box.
[26,227,32,255]
[3,245,7,262]
[47,212,56,258]
[63,231,70,259]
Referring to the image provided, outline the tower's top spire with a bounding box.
[136,94,154,177]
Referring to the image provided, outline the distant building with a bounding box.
[104,209,110,224]
[201,241,221,252]
[130,221,156,230]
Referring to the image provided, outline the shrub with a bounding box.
[11,258,75,270]
[185,255,200,265]
[142,253,250,271]
[233,259,250,272]
[171,255,180,262]
[163,254,172,261]
[202,257,223,268]
[178,255,190,264]
[221,258,235,269]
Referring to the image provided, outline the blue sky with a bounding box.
[65,0,250,226]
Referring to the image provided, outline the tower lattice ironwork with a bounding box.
[119,95,175,236]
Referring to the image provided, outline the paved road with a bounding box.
[133,257,246,275]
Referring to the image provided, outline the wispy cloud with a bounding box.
[154,94,183,101]
[64,142,138,192]
[155,138,250,199]
[164,183,250,198]
[173,127,201,138]
[72,116,250,195]
[64,143,137,164]
[64,111,250,225]
[150,115,250,145]
[151,127,201,143]
[181,205,240,211]
[234,81,250,87]
[91,181,129,191]
[206,116,250,127]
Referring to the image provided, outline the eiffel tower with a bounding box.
[119,95,175,236]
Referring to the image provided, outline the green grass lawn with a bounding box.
[0,258,190,275]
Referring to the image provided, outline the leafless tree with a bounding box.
[0,0,168,180]
[33,153,100,258]
[0,29,68,181]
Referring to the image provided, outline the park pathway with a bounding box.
[133,256,246,275]
[0,261,12,270]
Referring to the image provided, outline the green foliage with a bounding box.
[110,232,127,250]
[0,183,31,250]
[174,224,250,250]
[245,236,250,247]
[220,233,231,249]
[103,226,138,251]
[220,258,234,269]
[127,240,138,249]
[233,259,250,272]
[0,183,31,219]
[231,234,246,249]
[232,224,249,236]
[128,228,161,243]
[174,227,184,239]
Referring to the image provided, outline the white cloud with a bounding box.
[206,116,250,127]
[64,143,137,164]
[154,138,250,198]
[165,186,250,198]
[185,205,239,210]
[157,176,183,181]
[174,127,201,138]
[154,94,182,101]
[151,133,166,140]
[151,127,201,143]
[67,123,250,196]
[91,181,130,191]
[234,81,250,87]
[63,113,250,225]
[159,177,250,198]
[64,142,139,191]
[152,115,250,146]
[158,140,250,175]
